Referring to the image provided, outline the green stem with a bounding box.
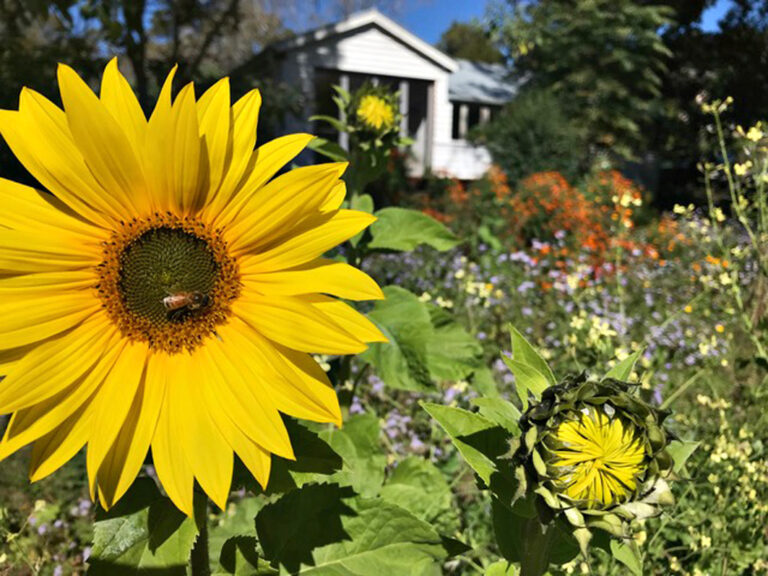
[190,505,211,576]
[660,370,704,410]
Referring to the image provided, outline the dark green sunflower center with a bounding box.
[97,213,240,354]
[118,227,218,325]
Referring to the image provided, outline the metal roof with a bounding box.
[449,59,519,105]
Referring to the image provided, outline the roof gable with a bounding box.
[270,9,458,73]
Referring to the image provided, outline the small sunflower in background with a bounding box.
[356,93,395,131]
[512,373,676,550]
[0,59,386,515]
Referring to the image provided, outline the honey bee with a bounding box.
[163,291,210,320]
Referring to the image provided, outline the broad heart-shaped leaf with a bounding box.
[471,397,521,435]
[491,500,579,576]
[259,419,343,494]
[368,207,460,252]
[88,477,200,575]
[603,350,643,381]
[609,540,643,576]
[318,413,387,497]
[209,498,269,573]
[502,358,550,411]
[214,536,278,575]
[256,483,446,575]
[426,308,484,382]
[360,286,434,391]
[667,439,700,473]
[508,325,556,386]
[380,457,459,534]
[421,402,508,485]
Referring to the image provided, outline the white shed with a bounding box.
[265,9,518,180]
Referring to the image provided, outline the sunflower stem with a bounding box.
[190,500,211,576]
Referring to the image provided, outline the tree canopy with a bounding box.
[437,20,503,63]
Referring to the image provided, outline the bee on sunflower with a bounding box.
[0,59,386,516]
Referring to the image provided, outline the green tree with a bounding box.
[490,0,674,159]
[437,20,503,63]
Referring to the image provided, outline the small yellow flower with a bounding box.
[356,94,395,130]
[715,324,725,333]
[684,305,693,314]
[734,161,753,176]
[746,123,764,142]
[713,207,726,222]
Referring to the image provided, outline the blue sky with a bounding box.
[391,0,734,45]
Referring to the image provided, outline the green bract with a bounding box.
[511,373,676,548]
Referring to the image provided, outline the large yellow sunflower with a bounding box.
[0,59,386,515]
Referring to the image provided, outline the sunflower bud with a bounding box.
[512,373,675,543]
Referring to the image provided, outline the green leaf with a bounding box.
[472,366,500,397]
[491,501,579,575]
[88,478,200,575]
[502,358,550,411]
[214,536,278,575]
[256,483,446,575]
[360,287,434,391]
[380,457,459,534]
[485,560,517,576]
[306,137,348,163]
[426,310,483,382]
[368,207,461,252]
[421,402,508,485]
[471,397,521,435]
[349,193,374,247]
[509,325,556,385]
[666,440,700,473]
[263,420,343,493]
[309,114,347,133]
[209,498,267,571]
[603,350,643,381]
[610,540,643,576]
[319,413,387,497]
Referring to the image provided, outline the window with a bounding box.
[451,102,500,140]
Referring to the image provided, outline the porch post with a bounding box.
[339,72,350,151]
[458,103,469,139]
[425,81,434,170]
[398,79,409,136]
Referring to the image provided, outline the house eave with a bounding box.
[267,9,459,73]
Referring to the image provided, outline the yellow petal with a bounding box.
[145,66,178,210]
[205,90,262,220]
[304,295,388,344]
[0,291,99,350]
[240,210,376,272]
[234,293,367,355]
[0,100,113,227]
[220,318,342,426]
[100,57,147,164]
[172,351,233,510]
[29,398,94,482]
[151,355,196,517]
[57,64,150,216]
[227,163,347,253]
[86,342,147,499]
[0,178,103,240]
[211,132,313,227]
[244,258,383,301]
[96,352,166,509]
[0,271,95,295]
[202,339,295,459]
[0,331,122,461]
[169,83,205,214]
[197,78,232,200]
[321,180,347,212]
[204,395,272,490]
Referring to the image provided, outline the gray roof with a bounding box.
[449,59,519,105]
